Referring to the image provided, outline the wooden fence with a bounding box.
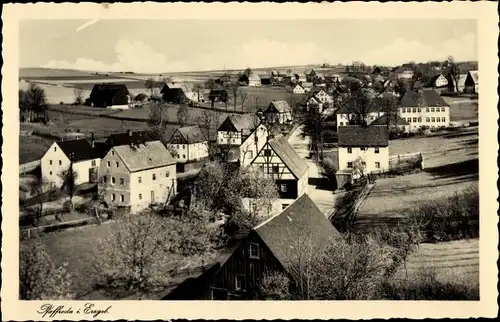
[20,217,101,240]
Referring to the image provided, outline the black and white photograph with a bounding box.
[1,2,498,320]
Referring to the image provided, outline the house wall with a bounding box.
[315,90,333,104]
[398,106,450,130]
[218,131,243,145]
[338,146,389,173]
[239,125,268,168]
[168,141,209,163]
[336,112,385,127]
[435,75,448,88]
[397,71,414,79]
[292,86,305,94]
[41,142,100,187]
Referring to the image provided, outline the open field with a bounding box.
[442,96,478,122]
[19,135,54,164]
[20,67,99,79]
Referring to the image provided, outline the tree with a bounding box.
[352,156,366,178]
[343,87,372,126]
[59,160,78,211]
[379,94,400,133]
[192,83,203,103]
[32,177,55,226]
[148,102,169,141]
[443,56,461,92]
[21,83,48,123]
[244,67,252,77]
[20,240,74,300]
[73,87,85,105]
[196,109,223,160]
[177,103,191,126]
[134,93,148,102]
[205,78,217,108]
[145,78,157,97]
[98,211,172,291]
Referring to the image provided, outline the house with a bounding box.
[264,101,292,125]
[430,74,449,88]
[258,74,272,86]
[292,84,305,94]
[336,97,386,127]
[251,134,309,211]
[160,82,191,104]
[448,73,468,92]
[41,137,103,188]
[392,66,414,80]
[98,140,177,213]
[370,114,410,133]
[306,96,323,113]
[209,87,228,103]
[337,126,389,173]
[295,73,307,83]
[372,66,382,74]
[217,113,268,166]
[398,88,450,130]
[301,82,313,93]
[464,70,479,94]
[239,73,261,87]
[167,125,208,163]
[163,193,340,300]
[314,89,333,105]
[87,83,131,109]
[325,73,342,83]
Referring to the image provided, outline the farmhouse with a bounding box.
[41,138,103,188]
[98,140,177,213]
[209,87,229,103]
[167,125,209,163]
[87,83,131,109]
[430,74,449,88]
[398,88,450,130]
[160,82,191,103]
[314,89,333,105]
[164,193,340,300]
[306,96,323,113]
[464,70,479,94]
[391,66,414,80]
[251,134,309,211]
[239,73,261,87]
[292,84,305,94]
[337,126,389,174]
[258,73,272,86]
[264,100,292,125]
[336,97,386,127]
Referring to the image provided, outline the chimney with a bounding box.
[91,132,95,148]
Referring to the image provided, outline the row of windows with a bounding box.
[347,147,380,154]
[49,159,97,167]
[404,117,447,123]
[103,171,170,185]
[401,107,446,113]
[347,161,381,169]
[259,163,280,174]
[111,193,125,202]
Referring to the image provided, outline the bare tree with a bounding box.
[22,83,48,123]
[20,240,74,300]
[148,102,170,141]
[32,177,55,226]
[145,78,157,97]
[73,87,85,105]
[443,56,461,92]
[177,103,191,126]
[192,83,203,103]
[196,109,223,160]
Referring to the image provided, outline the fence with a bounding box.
[330,178,372,232]
[20,217,101,240]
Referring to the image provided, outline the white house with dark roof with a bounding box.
[306,96,323,113]
[464,70,479,94]
[398,88,450,130]
[98,140,177,213]
[41,137,102,188]
[251,134,309,211]
[337,126,389,174]
[167,125,208,163]
[292,84,305,94]
[263,101,292,124]
[336,97,386,127]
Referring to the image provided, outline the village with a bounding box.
[19,59,479,301]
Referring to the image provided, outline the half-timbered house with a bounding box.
[263,100,292,125]
[167,125,208,163]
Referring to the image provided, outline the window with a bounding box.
[413,117,417,123]
[347,147,352,154]
[375,162,380,169]
[249,243,260,259]
[182,154,186,159]
[176,144,180,149]
[431,117,435,122]
[103,176,107,183]
[182,145,185,149]
[272,165,279,173]
[116,162,119,168]
[59,160,62,166]
[362,161,366,167]
[165,171,170,178]
[360,147,366,151]
[54,147,57,152]
[431,108,435,112]
[401,108,406,113]
[441,107,445,112]
[232,139,235,143]
[111,150,115,155]
[441,117,446,122]
[235,275,245,291]
[111,177,115,185]
[375,147,380,154]
[49,171,52,175]
[152,173,156,181]
[407,118,411,123]
[412,108,416,113]
[120,178,124,185]
[426,117,430,122]
[112,193,116,201]
[347,161,353,168]
[107,161,110,168]
[282,204,290,210]
[426,108,430,112]
[49,160,53,165]
[339,122,344,126]
[418,117,422,122]
[120,194,124,202]
[248,150,253,159]
[139,193,142,200]
[280,184,288,192]
[418,108,421,113]
[91,160,96,167]
[138,176,142,183]
[264,149,272,156]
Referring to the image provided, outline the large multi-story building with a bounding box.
[398,88,450,130]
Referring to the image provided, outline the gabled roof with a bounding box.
[301,82,313,88]
[370,114,410,126]
[337,126,389,147]
[161,82,190,94]
[293,84,304,90]
[248,73,261,82]
[253,194,341,271]
[399,89,449,107]
[267,100,291,114]
[111,141,176,172]
[267,135,309,179]
[336,96,386,114]
[258,73,271,79]
[171,125,205,144]
[89,83,130,101]
[106,130,156,148]
[467,70,479,84]
[219,113,261,133]
[56,138,102,162]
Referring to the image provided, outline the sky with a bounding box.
[19,19,477,73]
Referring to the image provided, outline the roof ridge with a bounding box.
[253,194,308,230]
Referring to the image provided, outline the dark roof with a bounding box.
[337,126,389,147]
[399,89,449,107]
[336,96,386,114]
[254,194,341,271]
[56,138,101,162]
[268,135,309,179]
[220,113,261,133]
[267,100,291,114]
[89,83,130,101]
[106,130,156,147]
[173,125,205,144]
[370,114,410,126]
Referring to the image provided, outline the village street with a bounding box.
[288,125,338,218]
